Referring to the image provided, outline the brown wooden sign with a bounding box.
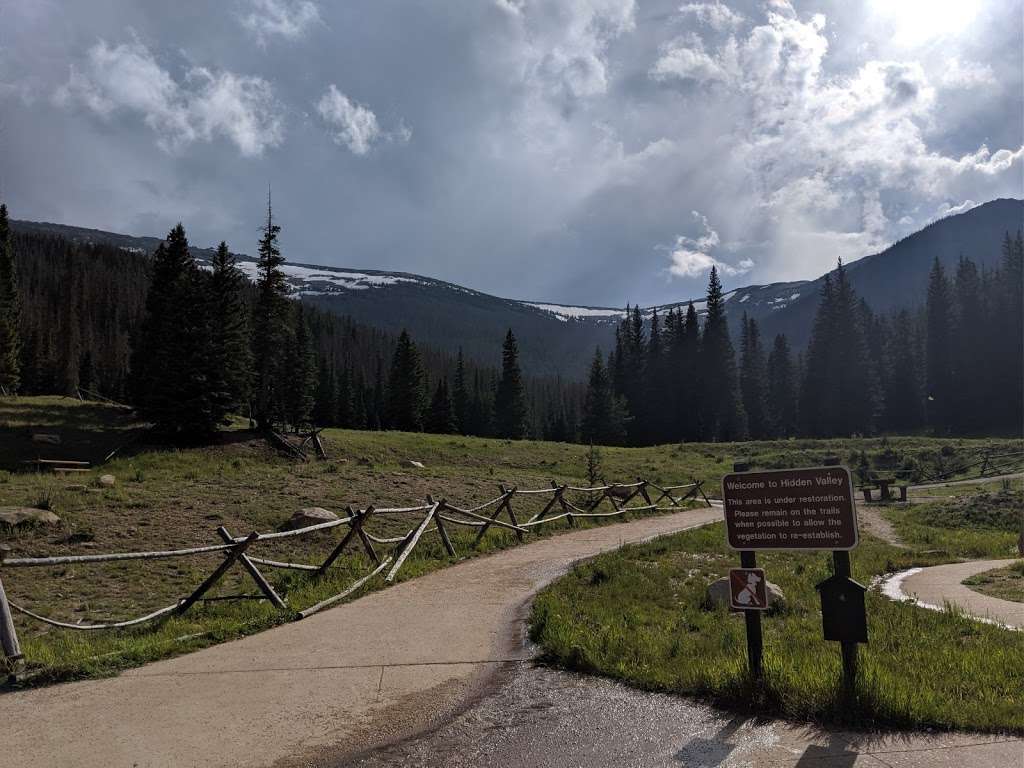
[721,466,858,550]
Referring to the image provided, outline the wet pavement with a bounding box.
[342,661,1022,767]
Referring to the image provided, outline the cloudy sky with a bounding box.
[1,0,1021,305]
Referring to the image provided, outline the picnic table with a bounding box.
[858,478,908,503]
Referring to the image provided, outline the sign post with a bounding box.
[721,460,865,689]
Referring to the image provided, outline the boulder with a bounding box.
[31,433,61,445]
[704,576,785,611]
[0,507,61,528]
[399,459,425,469]
[98,474,116,488]
[287,507,339,530]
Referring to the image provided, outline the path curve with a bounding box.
[0,506,722,768]
[883,559,1024,630]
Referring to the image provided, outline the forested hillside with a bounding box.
[8,217,584,439]
[2,200,1020,444]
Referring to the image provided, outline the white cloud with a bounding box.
[676,2,744,30]
[647,5,1022,279]
[666,211,752,278]
[317,84,393,155]
[935,199,978,218]
[508,0,636,103]
[239,0,321,44]
[940,58,996,89]
[54,39,283,156]
[650,36,729,83]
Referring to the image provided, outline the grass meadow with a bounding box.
[530,488,1024,733]
[1,396,1022,695]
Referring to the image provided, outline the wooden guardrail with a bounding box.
[0,477,710,676]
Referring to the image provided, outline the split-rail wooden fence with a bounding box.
[0,478,710,676]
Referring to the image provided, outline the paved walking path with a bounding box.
[3,505,1020,768]
[0,507,721,768]
[893,559,1024,630]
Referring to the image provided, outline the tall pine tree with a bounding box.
[924,258,954,433]
[385,330,426,431]
[452,347,469,435]
[208,241,252,420]
[252,196,291,430]
[580,347,627,445]
[765,334,797,437]
[285,303,316,431]
[699,267,746,440]
[131,224,220,435]
[739,314,768,438]
[0,203,21,393]
[494,329,528,439]
[426,377,456,434]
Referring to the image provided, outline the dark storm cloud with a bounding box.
[1,0,1021,306]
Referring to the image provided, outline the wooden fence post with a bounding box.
[0,547,23,673]
[430,496,457,557]
[500,485,524,542]
[177,532,258,615]
[216,527,288,611]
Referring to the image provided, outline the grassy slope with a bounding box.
[963,562,1024,603]
[1,397,1021,687]
[530,492,1024,734]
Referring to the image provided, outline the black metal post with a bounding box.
[832,549,858,694]
[740,549,763,681]
[732,461,763,682]
[823,454,857,694]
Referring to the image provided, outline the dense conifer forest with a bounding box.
[1,199,1020,443]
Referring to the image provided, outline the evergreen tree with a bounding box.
[799,274,834,436]
[385,330,426,431]
[739,314,768,438]
[950,256,985,433]
[285,304,316,432]
[131,224,219,435]
[765,334,797,437]
[580,348,627,445]
[0,203,21,392]
[57,253,81,396]
[208,241,252,419]
[371,356,386,430]
[252,196,291,430]
[883,309,925,431]
[677,301,701,441]
[452,347,469,434]
[699,267,746,440]
[925,258,954,433]
[336,364,354,428]
[494,329,528,439]
[313,358,337,427]
[994,231,1024,431]
[426,377,456,434]
[642,307,667,443]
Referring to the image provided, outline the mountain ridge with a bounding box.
[13,197,1021,377]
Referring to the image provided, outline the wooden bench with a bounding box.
[22,459,91,473]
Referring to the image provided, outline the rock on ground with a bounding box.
[0,507,61,527]
[98,475,116,487]
[287,507,340,529]
[400,459,425,469]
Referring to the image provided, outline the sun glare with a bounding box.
[869,0,983,46]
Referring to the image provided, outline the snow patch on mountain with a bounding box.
[233,261,420,293]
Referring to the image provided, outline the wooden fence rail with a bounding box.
[0,477,709,676]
